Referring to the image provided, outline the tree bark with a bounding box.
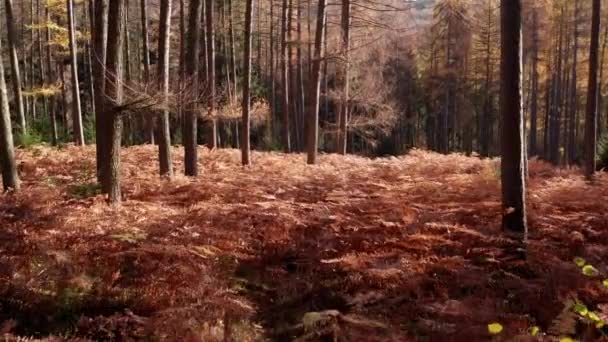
[67,0,85,145]
[280,0,291,152]
[336,0,350,155]
[205,0,217,149]
[140,0,155,143]
[157,0,173,177]
[92,0,108,182]
[306,0,326,164]
[183,0,202,176]
[0,36,20,192]
[500,0,527,240]
[584,0,601,178]
[102,0,125,203]
[3,0,27,134]
[241,0,255,165]
[46,5,58,145]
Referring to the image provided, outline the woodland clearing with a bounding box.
[1,145,608,341]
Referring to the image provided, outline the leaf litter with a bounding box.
[0,145,607,340]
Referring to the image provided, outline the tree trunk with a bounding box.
[46,5,58,145]
[140,0,154,144]
[306,0,326,165]
[280,0,291,152]
[567,0,579,165]
[0,36,20,192]
[3,0,27,134]
[228,0,237,98]
[92,0,108,182]
[205,0,217,149]
[102,0,125,203]
[241,0,254,165]
[336,0,350,155]
[183,0,202,176]
[67,0,85,145]
[500,0,527,241]
[157,0,173,177]
[584,0,601,178]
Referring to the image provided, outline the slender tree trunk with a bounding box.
[598,21,608,139]
[140,0,154,144]
[0,36,20,192]
[86,1,96,116]
[296,0,305,149]
[157,0,173,176]
[500,0,527,241]
[584,0,601,179]
[306,0,326,164]
[241,0,255,165]
[281,0,291,152]
[30,0,37,122]
[567,0,579,165]
[67,0,85,145]
[93,0,108,182]
[3,0,26,134]
[183,0,202,176]
[46,5,58,145]
[336,0,350,155]
[37,0,48,119]
[102,0,125,203]
[206,0,217,149]
[228,0,237,97]
[269,0,276,139]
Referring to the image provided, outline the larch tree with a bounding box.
[140,0,154,143]
[183,0,202,176]
[157,0,173,177]
[67,0,85,145]
[280,0,291,152]
[0,35,20,192]
[584,0,601,179]
[3,0,26,134]
[45,3,58,145]
[306,0,327,165]
[92,0,108,181]
[336,0,350,155]
[206,0,217,149]
[102,0,125,203]
[500,0,527,241]
[241,0,255,165]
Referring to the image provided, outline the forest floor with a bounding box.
[1,145,608,341]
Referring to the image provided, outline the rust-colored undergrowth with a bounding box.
[1,145,607,341]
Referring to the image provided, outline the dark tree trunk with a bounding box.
[141,0,155,143]
[584,0,601,178]
[205,0,217,149]
[336,0,350,155]
[183,0,202,176]
[102,0,125,203]
[500,0,527,240]
[0,36,20,192]
[306,0,327,164]
[280,0,291,152]
[92,0,108,183]
[241,0,255,165]
[46,5,58,145]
